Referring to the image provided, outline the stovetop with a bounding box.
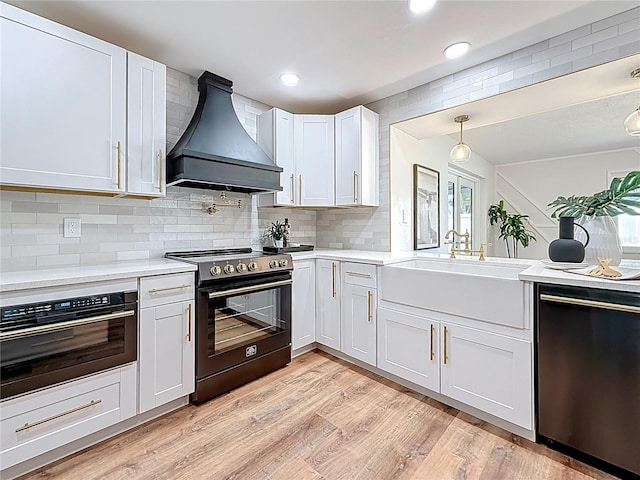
[165,248,292,283]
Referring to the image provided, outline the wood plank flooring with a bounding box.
[20,351,618,480]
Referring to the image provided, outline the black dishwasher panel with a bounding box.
[536,283,640,477]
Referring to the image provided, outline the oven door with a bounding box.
[196,272,292,378]
[0,300,137,399]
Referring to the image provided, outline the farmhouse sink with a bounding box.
[381,259,529,328]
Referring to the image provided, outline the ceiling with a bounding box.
[6,0,638,113]
[394,54,640,164]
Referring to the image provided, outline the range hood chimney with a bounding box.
[166,72,282,193]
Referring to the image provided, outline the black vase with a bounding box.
[548,216,590,262]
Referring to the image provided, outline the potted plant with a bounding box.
[547,170,640,265]
[263,220,287,248]
[487,200,536,258]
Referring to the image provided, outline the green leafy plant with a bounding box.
[263,220,287,241]
[488,200,536,258]
[548,170,640,218]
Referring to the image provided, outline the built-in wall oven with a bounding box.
[166,249,292,405]
[0,291,138,399]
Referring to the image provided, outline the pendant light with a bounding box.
[450,115,472,163]
[623,68,640,136]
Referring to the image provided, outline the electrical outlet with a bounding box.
[63,218,81,238]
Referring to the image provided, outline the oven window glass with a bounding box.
[208,287,285,355]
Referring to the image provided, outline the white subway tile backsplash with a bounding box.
[549,25,591,48]
[572,25,618,50]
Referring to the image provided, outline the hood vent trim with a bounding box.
[166,71,282,194]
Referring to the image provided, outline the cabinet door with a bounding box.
[335,106,361,206]
[127,52,166,196]
[440,323,532,429]
[292,260,316,350]
[377,308,439,392]
[0,4,126,193]
[139,301,195,413]
[335,106,379,207]
[341,284,377,366]
[295,115,335,206]
[257,108,295,206]
[316,259,341,350]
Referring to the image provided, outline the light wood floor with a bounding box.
[21,351,618,480]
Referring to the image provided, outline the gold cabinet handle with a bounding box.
[346,271,372,279]
[367,290,372,322]
[15,400,102,433]
[157,149,163,192]
[148,284,191,294]
[290,174,294,204]
[187,303,192,341]
[540,294,640,314]
[116,141,122,189]
[353,170,358,203]
[443,326,448,365]
[331,262,336,298]
[430,324,434,361]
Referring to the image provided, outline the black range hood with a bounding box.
[166,72,282,193]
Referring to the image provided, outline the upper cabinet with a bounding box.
[127,53,166,197]
[257,106,378,209]
[0,3,166,197]
[295,115,335,206]
[335,106,379,207]
[257,109,295,205]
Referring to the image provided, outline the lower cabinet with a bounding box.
[0,364,137,470]
[377,307,439,392]
[138,272,195,414]
[341,283,377,366]
[316,259,341,350]
[292,260,316,350]
[139,300,195,413]
[440,322,532,429]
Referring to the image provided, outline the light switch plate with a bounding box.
[63,218,81,238]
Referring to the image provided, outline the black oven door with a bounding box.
[196,272,292,378]
[0,295,137,399]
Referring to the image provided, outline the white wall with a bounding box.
[494,148,640,259]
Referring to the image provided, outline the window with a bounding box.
[447,172,475,247]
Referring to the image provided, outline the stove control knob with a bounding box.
[210,265,222,276]
[224,264,235,274]
[236,262,247,272]
[269,260,279,269]
[248,262,258,271]
[279,259,289,267]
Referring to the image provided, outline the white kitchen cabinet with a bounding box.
[295,115,335,206]
[341,283,377,367]
[377,307,439,392]
[0,364,136,470]
[316,259,341,350]
[127,52,166,197]
[292,260,316,350]
[440,322,532,429]
[335,106,379,206]
[138,273,195,414]
[0,3,126,194]
[257,108,295,206]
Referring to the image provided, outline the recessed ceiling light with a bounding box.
[280,73,299,86]
[444,42,471,59]
[408,0,436,15]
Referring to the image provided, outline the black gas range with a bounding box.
[165,248,293,404]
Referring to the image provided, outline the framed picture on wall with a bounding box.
[413,164,440,250]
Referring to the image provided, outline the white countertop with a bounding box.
[0,259,197,293]
[518,264,640,293]
[289,249,415,265]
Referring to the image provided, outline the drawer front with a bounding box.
[343,262,376,288]
[1,374,122,468]
[139,272,195,308]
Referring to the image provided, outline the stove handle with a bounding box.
[208,279,292,299]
